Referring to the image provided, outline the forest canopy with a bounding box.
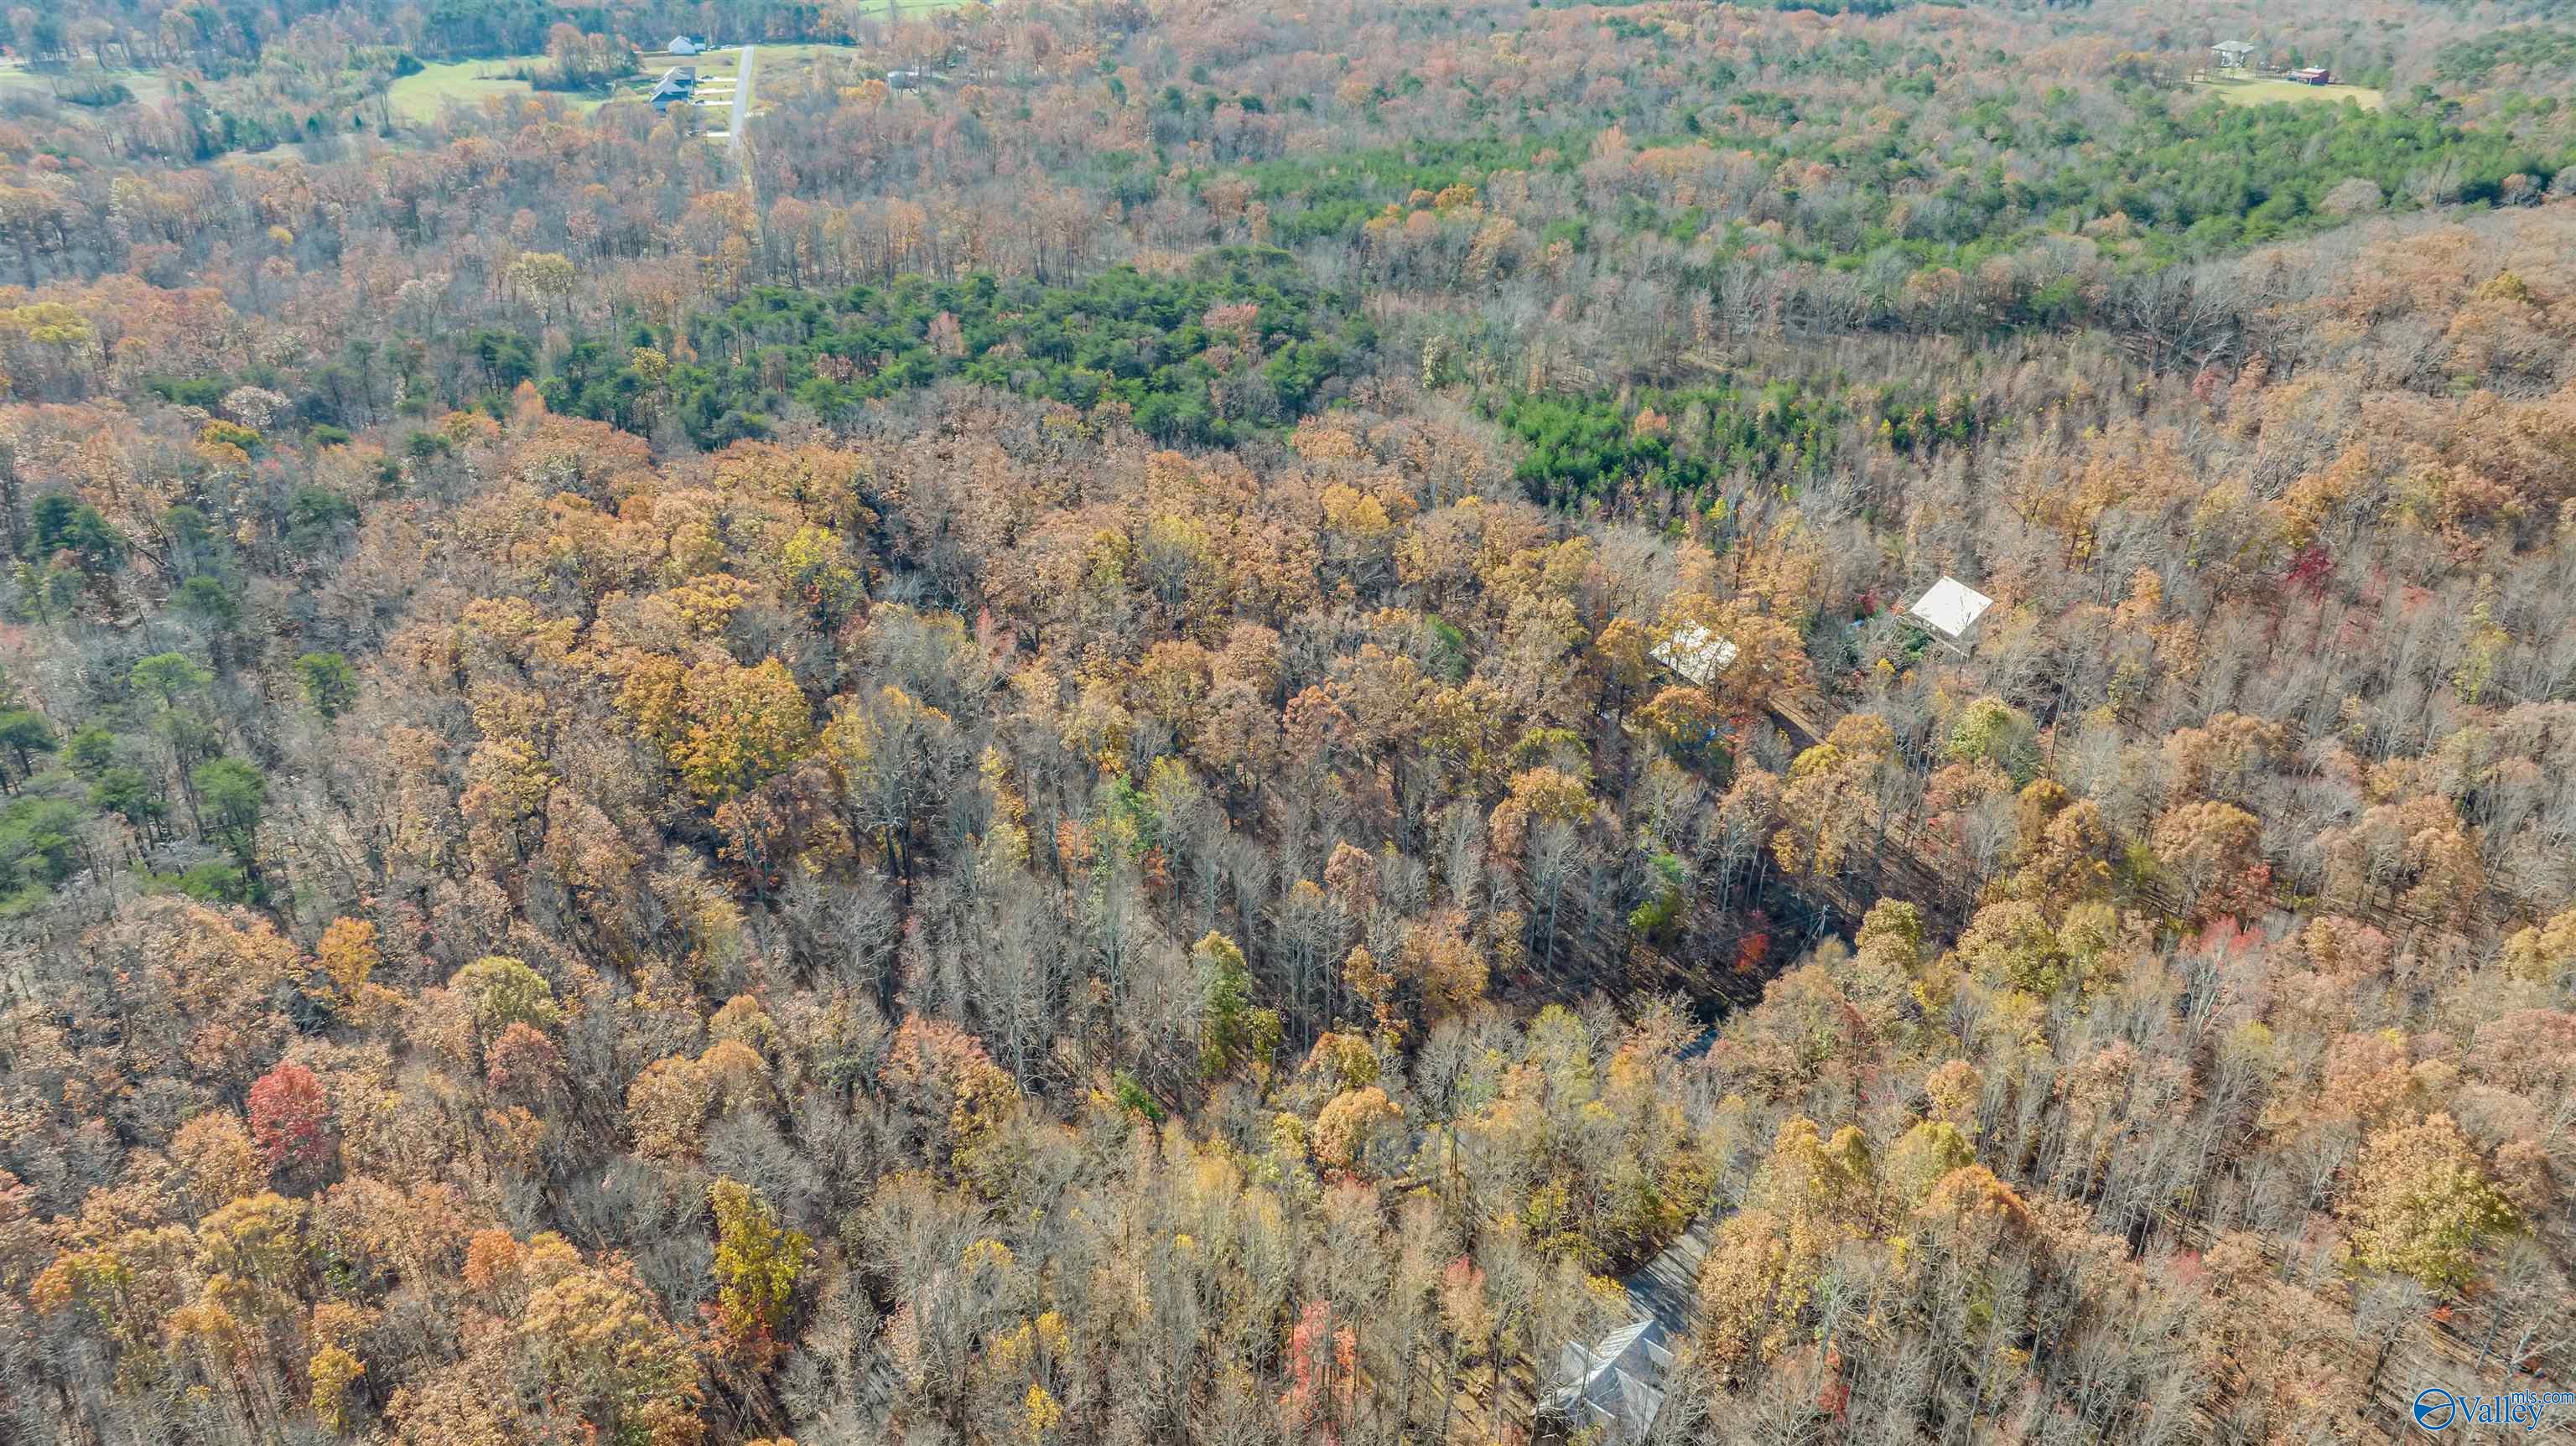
[0,0,2573,1443]
[538,247,1374,446]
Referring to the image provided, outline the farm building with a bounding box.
[668,35,705,55]
[2290,66,2332,84]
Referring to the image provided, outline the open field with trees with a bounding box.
[384,55,600,122]
[0,0,2572,1443]
[2194,74,2388,109]
[0,61,174,106]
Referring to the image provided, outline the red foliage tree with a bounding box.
[246,1060,336,1183]
[486,1020,564,1101]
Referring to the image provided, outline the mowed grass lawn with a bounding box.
[388,57,619,123]
[732,43,871,95]
[0,65,176,106]
[2194,75,2386,110]
[646,43,889,83]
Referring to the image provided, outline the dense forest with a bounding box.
[1,0,2573,1443]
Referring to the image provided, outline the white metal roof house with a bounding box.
[1906,576,1993,642]
[1651,625,1738,687]
[669,35,704,55]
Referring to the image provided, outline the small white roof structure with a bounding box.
[669,35,703,54]
[1907,577,1993,640]
[1651,625,1737,687]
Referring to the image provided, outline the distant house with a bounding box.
[886,69,933,89]
[2211,41,2254,71]
[2290,66,2332,85]
[668,35,704,55]
[651,66,696,111]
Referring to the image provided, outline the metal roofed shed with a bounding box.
[1907,577,1993,641]
[1651,625,1738,687]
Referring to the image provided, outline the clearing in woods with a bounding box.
[2192,73,2387,109]
[0,64,176,106]
[686,39,945,100]
[387,57,620,122]
[388,3,974,130]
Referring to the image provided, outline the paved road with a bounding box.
[729,44,755,151]
[1623,1212,1712,1337]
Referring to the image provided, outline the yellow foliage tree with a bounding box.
[1774,713,1896,876]
[2344,1113,2520,1293]
[667,659,815,803]
[1312,1086,1400,1173]
[520,1257,704,1446]
[310,1342,366,1433]
[709,1178,811,1351]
